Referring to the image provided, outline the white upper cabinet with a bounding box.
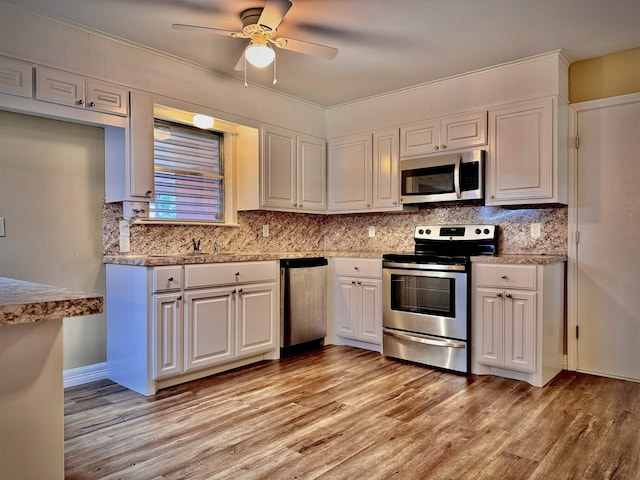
[35,66,128,116]
[328,128,402,213]
[104,90,154,202]
[0,56,32,98]
[486,97,567,205]
[260,125,326,213]
[328,133,373,211]
[400,110,487,158]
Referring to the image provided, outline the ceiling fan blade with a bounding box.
[234,52,246,71]
[258,0,292,31]
[171,23,240,37]
[275,37,338,60]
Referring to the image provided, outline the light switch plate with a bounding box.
[0,217,4,237]
[531,223,541,239]
[368,226,376,237]
[263,224,269,237]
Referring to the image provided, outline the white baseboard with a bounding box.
[63,362,108,388]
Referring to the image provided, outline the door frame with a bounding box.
[567,92,640,372]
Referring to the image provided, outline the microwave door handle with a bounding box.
[454,155,462,199]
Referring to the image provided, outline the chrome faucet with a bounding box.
[191,238,201,254]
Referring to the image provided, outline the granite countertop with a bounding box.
[0,277,104,326]
[470,254,567,265]
[104,251,387,266]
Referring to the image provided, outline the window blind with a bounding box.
[150,119,224,222]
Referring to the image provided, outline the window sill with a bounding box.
[133,219,240,227]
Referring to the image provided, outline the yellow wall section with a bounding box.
[570,47,640,103]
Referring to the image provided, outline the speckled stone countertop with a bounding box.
[104,251,387,266]
[0,277,104,326]
[470,254,567,265]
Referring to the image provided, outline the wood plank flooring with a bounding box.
[64,346,640,479]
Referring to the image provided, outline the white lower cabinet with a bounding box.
[331,258,382,349]
[472,261,564,387]
[107,261,278,395]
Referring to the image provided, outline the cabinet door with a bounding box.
[400,119,439,157]
[261,125,297,209]
[372,128,400,209]
[360,279,382,344]
[86,79,128,116]
[35,67,85,108]
[474,288,504,367]
[297,133,327,212]
[441,110,487,151]
[236,283,277,358]
[487,98,553,204]
[0,56,32,98]
[504,291,537,372]
[129,91,154,199]
[334,277,360,340]
[328,133,372,211]
[184,288,235,371]
[153,293,183,379]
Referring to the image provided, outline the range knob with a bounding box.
[475,228,481,235]
[425,229,431,235]
[418,229,424,235]
[484,228,490,234]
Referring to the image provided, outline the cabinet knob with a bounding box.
[357,281,362,285]
[505,293,513,299]
[501,275,508,279]
[76,99,84,106]
[235,272,240,276]
[232,289,237,294]
[299,204,303,208]
[88,101,96,107]
[433,146,439,151]
[440,144,446,149]
[490,194,495,199]
[354,266,359,270]
[393,201,397,205]
[168,277,174,282]
[352,281,356,285]
[177,296,182,301]
[496,293,503,298]
[145,190,153,197]
[238,288,243,293]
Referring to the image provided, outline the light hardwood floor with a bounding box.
[64,346,640,479]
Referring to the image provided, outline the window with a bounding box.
[150,119,224,222]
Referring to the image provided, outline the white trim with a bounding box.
[567,92,640,372]
[63,362,108,388]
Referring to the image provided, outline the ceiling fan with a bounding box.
[172,0,339,72]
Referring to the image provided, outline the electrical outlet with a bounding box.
[368,226,376,237]
[119,236,130,253]
[263,224,269,237]
[0,217,5,237]
[531,223,541,239]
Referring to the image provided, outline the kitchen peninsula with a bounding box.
[0,277,103,480]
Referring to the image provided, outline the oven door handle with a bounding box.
[384,329,466,349]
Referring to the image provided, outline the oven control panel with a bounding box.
[414,225,497,241]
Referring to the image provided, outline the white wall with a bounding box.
[0,110,106,369]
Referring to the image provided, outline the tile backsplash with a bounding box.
[104,203,567,256]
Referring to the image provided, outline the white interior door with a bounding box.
[575,97,640,381]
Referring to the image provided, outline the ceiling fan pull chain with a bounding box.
[273,57,277,85]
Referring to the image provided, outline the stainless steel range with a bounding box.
[382,225,498,374]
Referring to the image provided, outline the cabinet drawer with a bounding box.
[185,261,277,289]
[333,258,382,278]
[153,266,183,292]
[474,264,537,290]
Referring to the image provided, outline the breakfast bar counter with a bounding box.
[0,277,103,480]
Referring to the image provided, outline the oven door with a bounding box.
[382,266,468,340]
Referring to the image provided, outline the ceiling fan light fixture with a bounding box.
[245,33,276,68]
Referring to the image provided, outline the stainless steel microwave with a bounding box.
[399,149,485,204]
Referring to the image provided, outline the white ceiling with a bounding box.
[3,0,640,107]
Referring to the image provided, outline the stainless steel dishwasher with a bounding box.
[280,257,328,350]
